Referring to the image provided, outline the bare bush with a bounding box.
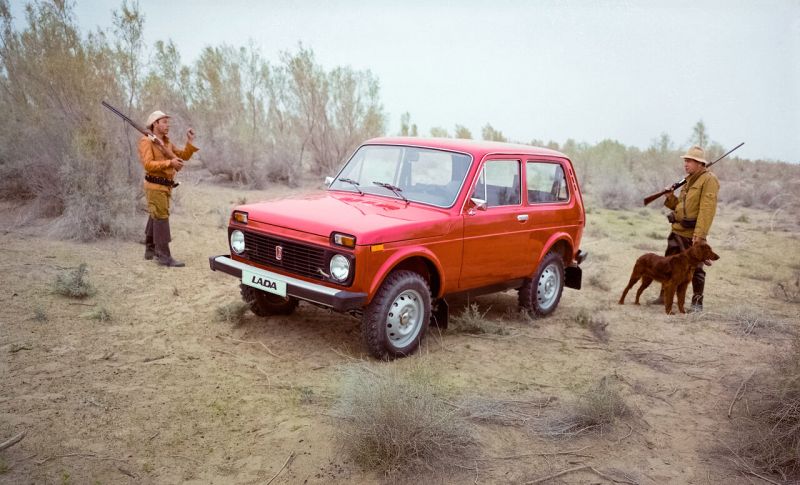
[771,271,800,304]
[449,303,509,335]
[85,306,112,323]
[332,366,475,476]
[537,376,629,438]
[732,336,800,481]
[215,301,249,325]
[575,309,609,343]
[53,263,96,299]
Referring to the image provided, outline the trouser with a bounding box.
[665,232,706,305]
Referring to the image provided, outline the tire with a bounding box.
[240,284,299,316]
[361,270,431,360]
[519,251,565,316]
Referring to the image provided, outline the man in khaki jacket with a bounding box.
[653,145,720,311]
[138,110,199,267]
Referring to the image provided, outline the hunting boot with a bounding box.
[153,218,185,267]
[690,265,706,312]
[144,217,155,260]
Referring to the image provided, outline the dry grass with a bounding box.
[771,271,800,304]
[575,309,610,343]
[215,301,249,325]
[84,306,112,323]
[331,365,475,476]
[458,395,556,426]
[732,336,800,481]
[449,303,509,335]
[52,263,96,299]
[723,306,788,337]
[537,376,629,438]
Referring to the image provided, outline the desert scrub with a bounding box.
[449,303,508,335]
[332,365,474,476]
[575,309,609,343]
[733,335,800,480]
[53,263,95,299]
[537,376,629,438]
[771,271,800,303]
[215,301,249,325]
[85,306,111,323]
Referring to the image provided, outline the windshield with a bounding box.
[329,145,472,207]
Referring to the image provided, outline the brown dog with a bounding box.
[618,241,720,314]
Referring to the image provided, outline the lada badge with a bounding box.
[275,245,283,261]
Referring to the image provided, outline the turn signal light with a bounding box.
[332,232,356,248]
[233,211,248,224]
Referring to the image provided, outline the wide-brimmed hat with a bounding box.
[681,145,707,165]
[145,110,170,128]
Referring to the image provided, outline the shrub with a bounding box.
[771,271,800,303]
[537,376,629,438]
[53,264,95,299]
[734,336,800,480]
[215,301,249,325]
[85,306,112,323]
[332,366,475,476]
[449,303,508,335]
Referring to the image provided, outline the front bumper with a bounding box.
[209,255,367,312]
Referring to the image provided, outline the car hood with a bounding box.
[238,192,456,245]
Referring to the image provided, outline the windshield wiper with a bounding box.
[338,177,363,195]
[372,181,409,204]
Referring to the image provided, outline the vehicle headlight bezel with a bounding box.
[230,230,246,255]
[329,254,351,282]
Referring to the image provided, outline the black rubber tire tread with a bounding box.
[361,270,431,360]
[518,251,565,317]
[240,284,299,316]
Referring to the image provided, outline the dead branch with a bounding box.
[526,464,639,484]
[727,369,756,418]
[0,430,26,451]
[216,335,282,359]
[480,445,593,461]
[266,451,295,485]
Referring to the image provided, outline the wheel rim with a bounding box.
[385,289,424,348]
[536,263,561,310]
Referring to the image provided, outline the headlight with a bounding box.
[230,230,245,254]
[329,254,350,282]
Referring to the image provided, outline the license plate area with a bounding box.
[242,269,287,297]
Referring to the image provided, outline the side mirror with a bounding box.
[470,197,487,211]
[324,176,334,187]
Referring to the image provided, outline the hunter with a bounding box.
[138,110,199,267]
[653,145,720,312]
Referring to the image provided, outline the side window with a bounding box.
[471,160,520,207]
[526,161,569,203]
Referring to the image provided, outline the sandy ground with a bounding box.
[1,168,798,484]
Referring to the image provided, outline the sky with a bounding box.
[12,0,799,162]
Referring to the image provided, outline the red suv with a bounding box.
[210,137,587,359]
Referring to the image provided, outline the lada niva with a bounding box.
[210,137,587,359]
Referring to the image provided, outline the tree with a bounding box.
[690,120,708,147]
[429,126,449,138]
[453,124,472,139]
[400,112,417,136]
[481,123,507,142]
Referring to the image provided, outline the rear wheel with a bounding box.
[519,251,565,316]
[361,270,431,360]
[240,284,298,316]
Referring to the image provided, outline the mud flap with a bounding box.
[565,266,582,290]
[431,298,449,329]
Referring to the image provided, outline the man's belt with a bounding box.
[145,175,179,188]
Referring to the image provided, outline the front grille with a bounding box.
[243,231,328,281]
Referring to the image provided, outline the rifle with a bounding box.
[643,142,744,206]
[101,101,183,185]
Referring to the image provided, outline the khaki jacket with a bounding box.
[664,168,719,239]
[138,135,199,193]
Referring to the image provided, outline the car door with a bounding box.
[459,158,531,289]
[521,159,574,262]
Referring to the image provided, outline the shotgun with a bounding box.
[101,101,184,185]
[643,142,744,206]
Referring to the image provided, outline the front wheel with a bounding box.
[240,284,299,316]
[361,270,431,360]
[519,251,565,316]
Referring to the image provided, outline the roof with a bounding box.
[363,136,568,159]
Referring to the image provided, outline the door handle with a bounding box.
[517,214,529,222]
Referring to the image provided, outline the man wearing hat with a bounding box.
[138,110,199,267]
[652,145,720,311]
